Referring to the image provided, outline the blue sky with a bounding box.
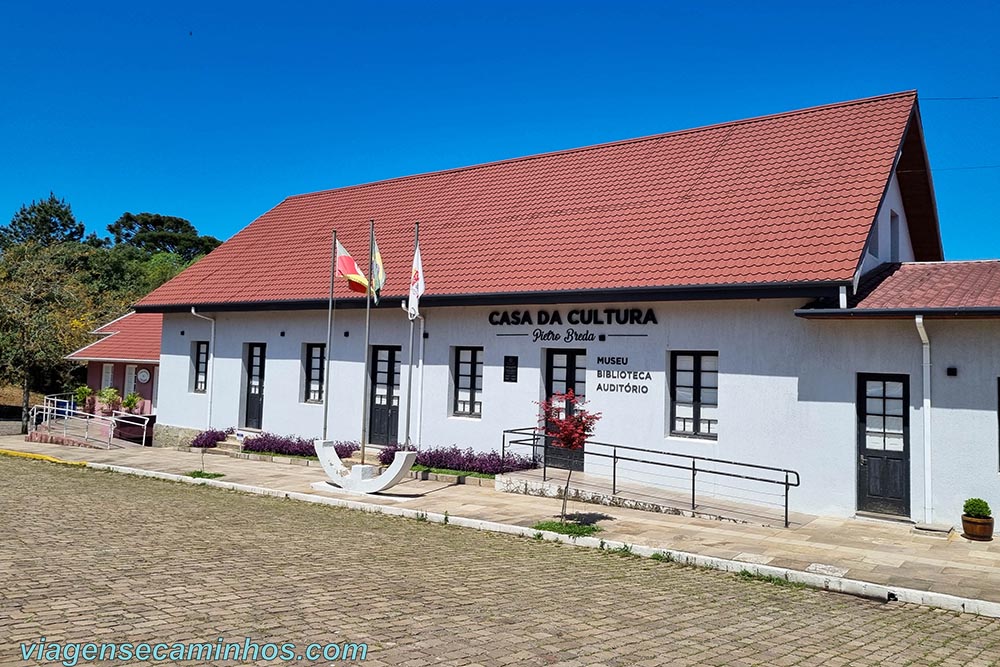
[1,1,997,259]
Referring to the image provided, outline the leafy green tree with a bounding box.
[83,231,109,248]
[141,251,190,293]
[0,193,84,248]
[0,244,93,433]
[0,201,213,418]
[108,212,220,261]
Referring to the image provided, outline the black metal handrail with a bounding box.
[501,426,801,527]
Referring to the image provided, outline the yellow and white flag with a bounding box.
[370,231,386,305]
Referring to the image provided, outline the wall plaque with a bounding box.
[503,356,519,383]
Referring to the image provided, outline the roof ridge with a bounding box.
[285,90,918,203]
[92,310,137,334]
[900,259,1000,266]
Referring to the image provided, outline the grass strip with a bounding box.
[187,470,225,479]
[533,520,602,537]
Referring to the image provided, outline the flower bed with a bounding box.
[191,429,227,448]
[242,433,359,460]
[378,444,535,476]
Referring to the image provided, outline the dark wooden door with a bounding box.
[369,346,401,445]
[544,349,587,471]
[244,343,266,430]
[857,373,909,516]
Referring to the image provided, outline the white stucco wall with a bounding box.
[922,319,1000,525]
[156,300,1000,526]
[858,172,917,279]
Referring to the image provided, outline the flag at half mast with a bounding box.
[335,240,369,294]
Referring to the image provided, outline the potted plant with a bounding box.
[961,498,994,541]
[122,392,142,414]
[73,385,93,412]
[96,387,121,416]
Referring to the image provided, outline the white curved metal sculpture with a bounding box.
[312,439,417,494]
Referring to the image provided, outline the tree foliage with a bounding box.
[108,212,221,261]
[537,390,602,450]
[0,244,94,432]
[0,193,84,248]
[0,195,219,425]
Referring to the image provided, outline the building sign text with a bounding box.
[488,308,658,327]
[594,356,652,394]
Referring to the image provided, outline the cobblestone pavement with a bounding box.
[2,458,1000,667]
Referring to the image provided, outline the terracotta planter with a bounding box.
[961,515,994,541]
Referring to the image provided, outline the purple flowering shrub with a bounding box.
[243,432,359,460]
[378,444,535,475]
[190,429,227,449]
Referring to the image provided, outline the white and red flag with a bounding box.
[407,235,425,320]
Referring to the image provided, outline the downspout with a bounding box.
[191,307,216,428]
[914,315,932,524]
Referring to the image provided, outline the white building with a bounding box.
[137,91,999,528]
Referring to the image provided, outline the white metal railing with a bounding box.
[43,393,76,417]
[111,410,150,447]
[29,403,147,449]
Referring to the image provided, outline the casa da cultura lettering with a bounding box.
[488,308,658,326]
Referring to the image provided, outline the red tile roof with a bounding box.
[67,312,163,363]
[138,91,931,310]
[851,261,1000,313]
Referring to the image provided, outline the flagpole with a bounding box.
[403,221,419,446]
[359,218,374,465]
[416,313,426,448]
[322,229,337,440]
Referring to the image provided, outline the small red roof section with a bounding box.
[138,91,932,309]
[67,312,163,363]
[853,261,1000,312]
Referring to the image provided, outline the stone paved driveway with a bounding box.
[2,457,999,667]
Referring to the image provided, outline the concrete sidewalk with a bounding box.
[3,435,999,612]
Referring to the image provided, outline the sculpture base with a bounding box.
[309,480,418,502]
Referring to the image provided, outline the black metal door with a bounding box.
[244,343,266,430]
[369,346,401,445]
[857,373,909,516]
[544,349,587,471]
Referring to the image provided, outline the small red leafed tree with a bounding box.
[537,390,601,522]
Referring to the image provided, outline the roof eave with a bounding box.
[795,306,1000,319]
[134,281,851,313]
[850,96,944,291]
[65,356,160,363]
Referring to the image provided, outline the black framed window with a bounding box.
[670,351,718,439]
[453,347,483,416]
[193,341,209,393]
[304,344,326,403]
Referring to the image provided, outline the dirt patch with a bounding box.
[0,385,45,411]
